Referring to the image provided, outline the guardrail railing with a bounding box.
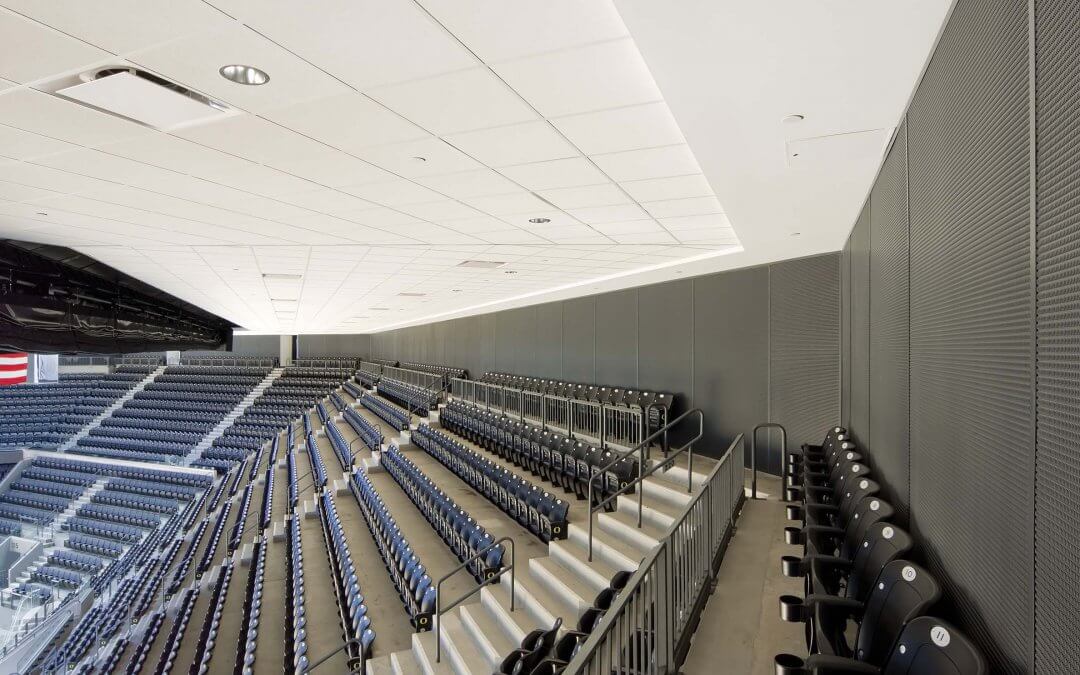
[382,366,441,390]
[565,433,744,674]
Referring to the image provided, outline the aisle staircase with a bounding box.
[57,367,165,452]
[184,367,284,464]
[366,415,711,675]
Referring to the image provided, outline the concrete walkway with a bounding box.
[682,475,805,674]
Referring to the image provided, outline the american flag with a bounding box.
[0,353,28,385]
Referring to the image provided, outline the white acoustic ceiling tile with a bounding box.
[356,137,482,177]
[463,192,551,216]
[0,161,119,194]
[275,189,377,217]
[0,180,62,203]
[552,102,685,156]
[0,9,109,84]
[674,229,740,244]
[215,0,476,90]
[31,149,180,189]
[268,150,393,189]
[592,220,664,235]
[504,210,579,230]
[642,196,724,218]
[618,174,714,202]
[206,162,321,198]
[0,124,77,161]
[611,231,678,245]
[592,145,701,182]
[2,0,233,54]
[567,203,648,224]
[0,89,152,147]
[438,216,509,233]
[493,39,660,118]
[262,92,428,153]
[415,169,520,200]
[339,179,445,206]
[130,23,350,113]
[536,183,627,210]
[498,157,607,191]
[417,0,627,63]
[658,213,733,231]
[175,114,316,166]
[368,67,536,135]
[445,121,577,167]
[392,222,488,244]
[97,133,251,177]
[344,206,425,228]
[475,229,551,244]
[397,199,485,222]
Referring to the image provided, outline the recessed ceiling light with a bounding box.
[411,156,427,163]
[35,211,48,216]
[451,289,462,293]
[791,232,801,237]
[219,64,270,86]
[398,292,426,297]
[782,114,805,124]
[528,217,551,224]
[505,270,517,275]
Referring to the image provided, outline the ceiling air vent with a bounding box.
[457,260,506,269]
[56,67,232,130]
[398,292,426,297]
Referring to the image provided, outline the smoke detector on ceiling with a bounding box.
[55,67,234,130]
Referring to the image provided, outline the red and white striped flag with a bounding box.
[0,353,28,385]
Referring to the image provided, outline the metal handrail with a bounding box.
[434,536,515,663]
[751,423,787,499]
[586,408,704,561]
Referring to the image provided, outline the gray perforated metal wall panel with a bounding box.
[1034,0,1080,669]
[694,267,770,468]
[868,123,911,522]
[562,296,596,383]
[639,280,693,406]
[595,289,638,387]
[769,255,841,472]
[907,0,1033,669]
[496,306,537,376]
[534,302,564,379]
[840,240,851,426]
[849,204,871,447]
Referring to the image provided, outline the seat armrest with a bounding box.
[804,654,881,674]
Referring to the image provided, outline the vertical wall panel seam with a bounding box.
[1027,0,1038,668]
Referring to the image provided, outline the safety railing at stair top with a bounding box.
[566,433,744,675]
[433,536,516,664]
[585,408,703,562]
[449,377,653,452]
[381,365,442,390]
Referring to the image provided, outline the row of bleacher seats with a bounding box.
[107,476,198,501]
[203,366,350,471]
[77,503,159,529]
[359,392,410,431]
[10,477,85,500]
[382,445,505,580]
[343,408,383,454]
[31,565,82,589]
[286,517,310,673]
[63,516,142,542]
[324,414,357,471]
[376,379,439,415]
[477,371,672,410]
[0,375,142,448]
[237,540,267,673]
[32,456,213,488]
[398,361,466,380]
[154,586,200,674]
[67,533,123,558]
[92,488,178,513]
[363,358,398,368]
[191,561,234,673]
[48,550,103,573]
[0,489,70,512]
[318,492,376,665]
[773,427,986,675]
[348,467,436,629]
[413,424,569,542]
[293,356,361,369]
[440,401,636,503]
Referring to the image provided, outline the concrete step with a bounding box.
[566,523,644,571]
[391,650,424,675]
[549,534,626,593]
[459,603,517,667]
[510,566,580,629]
[411,630,453,675]
[616,494,678,531]
[648,459,709,491]
[641,476,695,509]
[598,509,666,552]
[367,655,395,675]
[529,556,594,615]
[438,611,495,675]
[480,581,534,646]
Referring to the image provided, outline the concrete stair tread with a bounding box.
[549,537,622,592]
[367,655,395,675]
[481,582,536,645]
[391,650,423,675]
[530,556,596,611]
[440,610,496,674]
[514,565,581,626]
[459,604,517,666]
[600,509,667,548]
[411,630,454,675]
[567,524,645,569]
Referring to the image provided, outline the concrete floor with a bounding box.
[682,473,805,675]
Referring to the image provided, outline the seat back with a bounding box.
[849,523,914,601]
[841,497,895,559]
[854,561,941,664]
[882,617,986,675]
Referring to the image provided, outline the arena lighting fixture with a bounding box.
[219,64,270,85]
[368,245,744,332]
